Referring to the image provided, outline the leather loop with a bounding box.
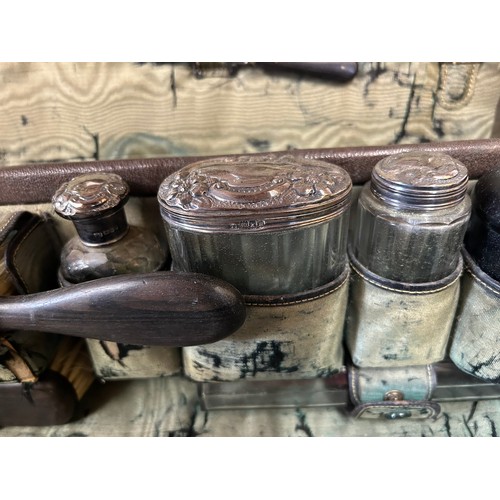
[183,273,350,382]
[348,245,463,294]
[347,363,440,419]
[348,363,437,405]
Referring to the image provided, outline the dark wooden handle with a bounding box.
[0,272,246,346]
[257,62,358,82]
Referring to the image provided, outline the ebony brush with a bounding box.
[0,271,246,346]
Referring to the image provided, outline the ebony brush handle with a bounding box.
[256,62,358,82]
[0,272,246,346]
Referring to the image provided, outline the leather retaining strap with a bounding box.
[0,138,499,205]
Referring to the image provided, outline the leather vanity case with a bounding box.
[2,62,500,434]
[1,139,500,428]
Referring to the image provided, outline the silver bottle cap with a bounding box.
[52,173,130,245]
[370,152,469,210]
[52,173,129,220]
[158,155,352,234]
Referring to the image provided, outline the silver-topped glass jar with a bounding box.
[350,152,471,283]
[158,155,352,295]
[52,173,180,381]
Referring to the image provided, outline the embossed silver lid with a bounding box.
[370,152,469,209]
[52,173,130,220]
[158,155,352,233]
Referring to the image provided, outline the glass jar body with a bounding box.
[165,212,350,296]
[60,225,166,284]
[351,183,471,283]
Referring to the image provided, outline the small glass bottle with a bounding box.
[464,167,500,281]
[350,152,471,283]
[52,173,166,284]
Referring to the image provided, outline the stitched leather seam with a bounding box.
[466,265,500,298]
[244,273,349,307]
[350,261,461,295]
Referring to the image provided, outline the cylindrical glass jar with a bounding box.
[158,155,352,295]
[464,167,500,282]
[350,152,471,283]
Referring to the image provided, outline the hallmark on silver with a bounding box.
[229,220,266,230]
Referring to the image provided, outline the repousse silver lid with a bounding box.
[370,152,469,209]
[52,173,130,220]
[158,155,352,233]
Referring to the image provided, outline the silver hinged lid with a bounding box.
[158,155,352,233]
[52,173,129,220]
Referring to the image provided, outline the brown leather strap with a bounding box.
[1,139,499,205]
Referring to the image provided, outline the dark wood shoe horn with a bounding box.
[0,272,246,346]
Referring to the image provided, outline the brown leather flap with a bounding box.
[0,138,499,205]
